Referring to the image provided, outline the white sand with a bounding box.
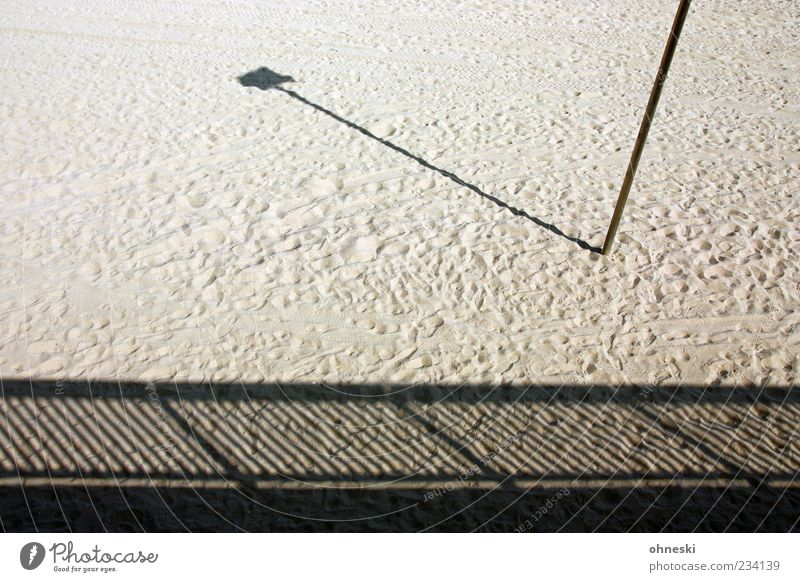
[0,0,799,532]
[0,0,798,392]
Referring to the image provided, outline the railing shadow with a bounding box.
[1,378,798,532]
[238,67,601,253]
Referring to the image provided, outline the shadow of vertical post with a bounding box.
[237,67,601,253]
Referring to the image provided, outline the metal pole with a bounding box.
[601,0,692,255]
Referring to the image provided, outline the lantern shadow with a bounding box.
[238,67,600,253]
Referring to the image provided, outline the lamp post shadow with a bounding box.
[238,67,600,253]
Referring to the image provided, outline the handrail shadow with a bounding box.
[1,378,798,532]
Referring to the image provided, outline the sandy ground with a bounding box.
[0,0,798,531]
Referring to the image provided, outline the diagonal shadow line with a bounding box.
[634,402,763,487]
[237,66,599,252]
[276,87,600,252]
[161,400,250,486]
[406,404,504,481]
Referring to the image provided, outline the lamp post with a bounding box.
[602,0,693,255]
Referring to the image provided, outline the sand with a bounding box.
[0,0,798,531]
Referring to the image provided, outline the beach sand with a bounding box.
[0,0,798,531]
